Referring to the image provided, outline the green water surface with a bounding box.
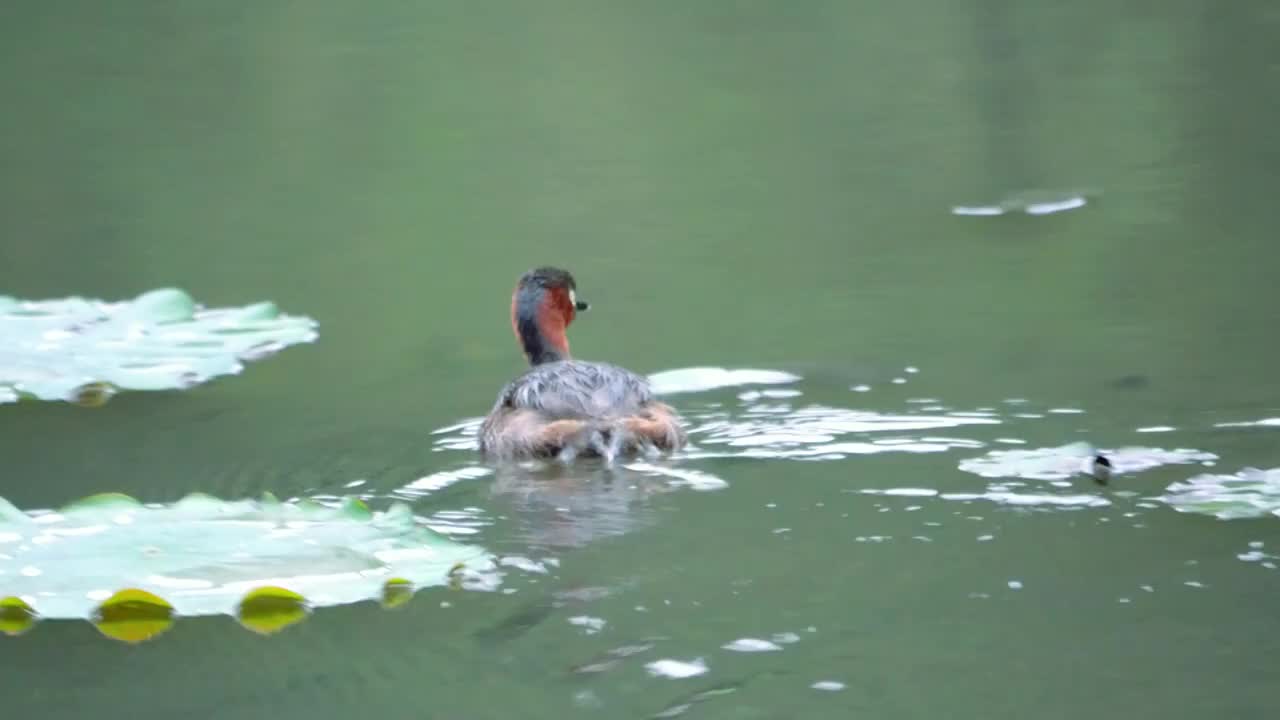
[2,1,1279,718]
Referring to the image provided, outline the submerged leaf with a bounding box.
[0,288,317,405]
[0,493,494,625]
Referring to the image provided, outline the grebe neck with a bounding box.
[512,285,570,366]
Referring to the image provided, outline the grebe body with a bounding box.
[478,267,685,461]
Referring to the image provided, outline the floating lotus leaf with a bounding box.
[0,493,493,634]
[1160,467,1280,520]
[0,288,317,405]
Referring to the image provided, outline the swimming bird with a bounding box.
[478,267,686,462]
[1090,454,1113,486]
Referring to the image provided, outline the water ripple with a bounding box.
[648,367,801,395]
[684,402,997,460]
[1161,467,1280,519]
[958,442,1216,481]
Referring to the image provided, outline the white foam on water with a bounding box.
[648,367,801,395]
[399,466,492,496]
[624,463,729,491]
[722,638,782,652]
[811,681,846,691]
[645,658,709,679]
[861,488,939,497]
[1212,418,1280,428]
[568,615,606,634]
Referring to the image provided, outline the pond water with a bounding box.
[2,1,1279,718]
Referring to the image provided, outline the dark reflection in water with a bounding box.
[489,463,667,549]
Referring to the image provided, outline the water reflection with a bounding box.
[401,457,700,549]
[488,464,670,549]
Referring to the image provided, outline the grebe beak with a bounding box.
[575,300,590,312]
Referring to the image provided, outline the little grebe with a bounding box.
[478,267,686,461]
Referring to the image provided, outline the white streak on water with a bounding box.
[645,658,709,679]
[722,638,782,652]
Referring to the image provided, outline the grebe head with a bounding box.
[1090,454,1113,486]
[511,266,591,365]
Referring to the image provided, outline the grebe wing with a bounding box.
[495,360,653,418]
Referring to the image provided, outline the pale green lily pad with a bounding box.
[0,493,493,621]
[0,288,317,405]
[1160,468,1280,520]
[237,586,309,635]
